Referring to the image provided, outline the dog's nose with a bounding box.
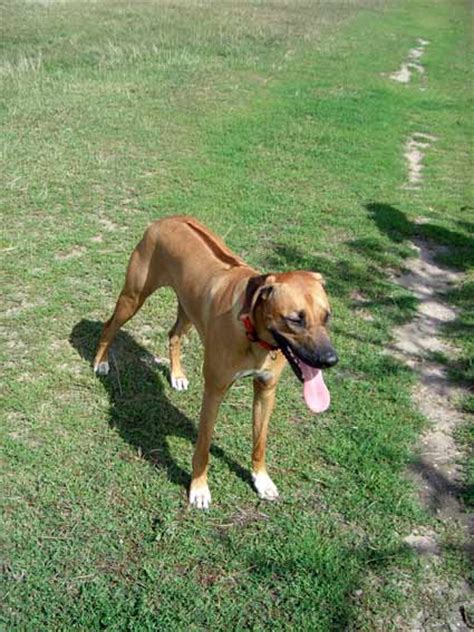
[320,349,338,368]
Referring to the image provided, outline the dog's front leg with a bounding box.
[189,381,227,509]
[251,379,280,501]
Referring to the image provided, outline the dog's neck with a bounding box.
[240,314,278,351]
[238,274,278,352]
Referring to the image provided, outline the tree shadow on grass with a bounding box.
[244,544,413,629]
[457,219,474,235]
[69,319,251,494]
[364,202,474,271]
[245,538,471,629]
[365,202,473,382]
[361,204,474,528]
[409,458,474,537]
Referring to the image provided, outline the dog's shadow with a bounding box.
[70,320,251,495]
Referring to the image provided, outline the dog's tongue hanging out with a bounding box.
[299,361,330,413]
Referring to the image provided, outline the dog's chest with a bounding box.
[232,369,273,383]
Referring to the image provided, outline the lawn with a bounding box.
[1,1,472,630]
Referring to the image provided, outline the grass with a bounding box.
[1,0,472,629]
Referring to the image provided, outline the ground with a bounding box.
[1,1,472,630]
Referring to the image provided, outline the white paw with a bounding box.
[252,471,279,501]
[171,375,189,391]
[189,484,211,509]
[94,361,110,376]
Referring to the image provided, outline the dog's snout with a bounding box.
[314,347,338,369]
[291,340,339,370]
[321,349,338,368]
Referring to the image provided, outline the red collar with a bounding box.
[240,315,279,351]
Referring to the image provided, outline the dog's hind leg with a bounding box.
[93,241,164,375]
[168,302,192,391]
[93,292,145,375]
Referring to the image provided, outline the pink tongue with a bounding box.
[299,361,330,413]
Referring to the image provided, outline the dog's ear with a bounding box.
[258,283,275,302]
[310,272,326,287]
[241,274,276,316]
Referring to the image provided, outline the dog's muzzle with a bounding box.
[270,329,338,381]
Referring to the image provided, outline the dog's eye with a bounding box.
[285,311,305,327]
[324,311,331,325]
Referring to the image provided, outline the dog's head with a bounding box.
[244,271,338,412]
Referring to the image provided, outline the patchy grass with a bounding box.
[1,0,472,629]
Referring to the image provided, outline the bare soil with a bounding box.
[404,133,437,189]
[390,38,429,85]
[390,238,473,630]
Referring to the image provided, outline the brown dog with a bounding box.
[94,216,338,508]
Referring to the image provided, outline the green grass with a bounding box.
[1,1,472,629]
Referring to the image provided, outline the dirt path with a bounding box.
[390,237,473,630]
[391,238,468,518]
[390,38,429,85]
[403,133,437,189]
[384,38,472,626]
